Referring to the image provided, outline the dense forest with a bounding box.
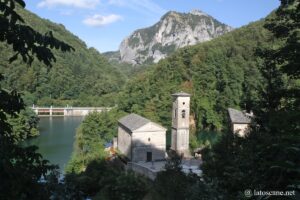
[0,7,125,107]
[117,18,269,132]
[66,0,299,199]
[1,0,299,199]
[67,7,272,171]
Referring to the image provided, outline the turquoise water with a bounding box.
[26,116,83,172]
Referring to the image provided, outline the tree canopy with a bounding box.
[0,4,126,107]
[0,1,76,199]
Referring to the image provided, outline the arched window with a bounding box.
[182,110,186,118]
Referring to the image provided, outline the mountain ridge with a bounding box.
[106,9,233,65]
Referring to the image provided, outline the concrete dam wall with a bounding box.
[31,106,111,116]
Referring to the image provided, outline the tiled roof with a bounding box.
[118,113,166,132]
[118,113,151,132]
[228,108,251,124]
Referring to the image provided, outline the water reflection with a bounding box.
[26,116,83,173]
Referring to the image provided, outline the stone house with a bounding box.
[228,108,251,136]
[117,113,167,162]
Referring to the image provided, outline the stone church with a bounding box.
[117,92,191,162]
[117,113,167,162]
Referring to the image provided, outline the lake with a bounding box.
[26,116,83,172]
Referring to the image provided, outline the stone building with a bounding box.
[228,108,251,136]
[171,92,191,157]
[117,113,166,162]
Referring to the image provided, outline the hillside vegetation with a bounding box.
[67,15,271,177]
[67,17,273,175]
[117,19,270,132]
[66,1,300,198]
[0,7,125,107]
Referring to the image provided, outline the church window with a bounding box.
[182,110,186,118]
[174,109,177,118]
[148,137,151,142]
[183,102,185,105]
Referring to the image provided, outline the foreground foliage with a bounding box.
[6,107,40,143]
[66,160,149,200]
[0,5,125,107]
[202,1,300,199]
[0,1,77,199]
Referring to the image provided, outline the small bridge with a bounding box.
[31,106,111,116]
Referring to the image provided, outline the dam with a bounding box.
[31,106,111,116]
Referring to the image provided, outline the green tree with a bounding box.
[66,109,126,173]
[154,154,195,200]
[66,160,149,200]
[7,108,40,143]
[201,1,300,199]
[0,0,73,199]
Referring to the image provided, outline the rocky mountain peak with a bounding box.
[189,9,208,16]
[117,9,233,65]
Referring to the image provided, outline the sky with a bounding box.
[25,0,280,53]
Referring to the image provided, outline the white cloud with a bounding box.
[83,14,122,26]
[38,0,100,9]
[108,0,166,15]
[108,0,125,6]
[59,10,74,15]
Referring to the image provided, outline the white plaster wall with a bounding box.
[233,123,249,137]
[132,131,166,162]
[171,128,177,150]
[171,96,190,154]
[118,126,132,159]
[172,96,190,129]
[176,129,189,150]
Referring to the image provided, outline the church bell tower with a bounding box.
[171,92,191,157]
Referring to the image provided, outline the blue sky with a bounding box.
[25,0,280,53]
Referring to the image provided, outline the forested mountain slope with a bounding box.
[117,19,271,131]
[0,7,125,106]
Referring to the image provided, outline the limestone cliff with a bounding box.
[118,10,233,64]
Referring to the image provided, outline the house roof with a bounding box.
[228,108,251,124]
[118,113,154,132]
[171,91,191,97]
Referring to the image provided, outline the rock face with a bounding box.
[119,10,233,65]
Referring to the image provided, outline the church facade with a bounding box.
[118,113,167,162]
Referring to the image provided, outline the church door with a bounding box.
[146,152,152,162]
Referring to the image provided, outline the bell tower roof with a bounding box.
[171,91,191,97]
